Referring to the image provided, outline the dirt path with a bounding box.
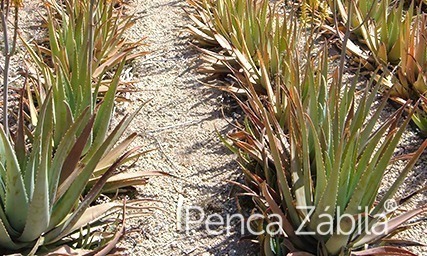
[117,0,255,255]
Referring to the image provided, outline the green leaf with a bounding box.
[91,61,125,151]
[18,130,51,242]
[0,127,28,233]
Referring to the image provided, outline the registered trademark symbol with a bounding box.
[384,199,398,212]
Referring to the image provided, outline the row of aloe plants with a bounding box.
[0,0,158,254]
[187,0,426,255]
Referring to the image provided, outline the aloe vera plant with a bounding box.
[187,0,299,97]
[330,0,410,67]
[223,41,427,255]
[20,0,150,192]
[25,0,144,128]
[0,91,142,253]
[42,0,145,83]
